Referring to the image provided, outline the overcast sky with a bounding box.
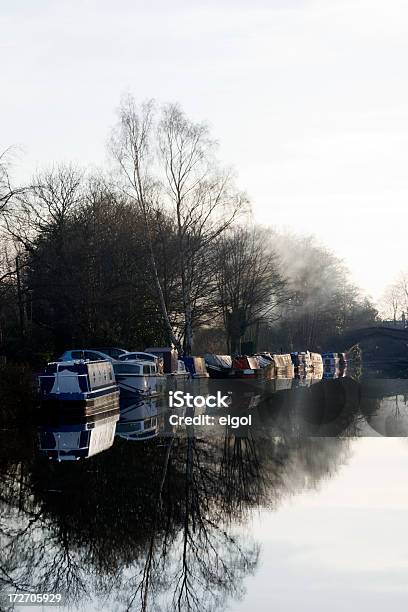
[2,0,407,302]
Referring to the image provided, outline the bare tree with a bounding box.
[158,103,248,353]
[0,149,28,345]
[214,226,288,353]
[4,164,83,251]
[397,271,408,316]
[1,165,84,347]
[0,148,20,215]
[380,283,402,321]
[111,97,248,353]
[110,97,179,348]
[379,271,408,323]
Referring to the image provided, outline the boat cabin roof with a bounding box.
[113,360,158,374]
[119,351,158,361]
[145,346,176,353]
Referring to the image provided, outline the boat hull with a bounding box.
[206,364,232,379]
[230,363,275,381]
[40,389,120,416]
[166,372,190,380]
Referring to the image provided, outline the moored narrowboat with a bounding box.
[38,360,119,415]
[204,354,233,378]
[182,356,209,378]
[310,352,324,372]
[321,352,340,367]
[144,347,190,379]
[254,353,274,368]
[113,359,166,398]
[231,355,276,379]
[231,356,259,378]
[272,354,295,378]
[172,359,190,379]
[291,351,312,374]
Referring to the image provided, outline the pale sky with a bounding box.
[2,0,408,302]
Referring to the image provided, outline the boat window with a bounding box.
[114,363,141,374]
[99,348,121,358]
[119,423,142,432]
[143,365,151,374]
[85,351,104,361]
[72,351,84,359]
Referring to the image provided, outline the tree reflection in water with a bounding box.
[3,374,405,610]
[0,425,354,611]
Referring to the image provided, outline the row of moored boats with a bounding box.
[38,346,348,415]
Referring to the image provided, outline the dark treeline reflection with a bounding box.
[0,428,352,611]
[2,374,406,610]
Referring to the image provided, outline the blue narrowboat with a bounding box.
[38,360,120,415]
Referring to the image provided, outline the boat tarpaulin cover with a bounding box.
[254,355,272,368]
[204,354,232,369]
[310,352,323,367]
[183,356,208,376]
[272,354,293,368]
[232,356,260,370]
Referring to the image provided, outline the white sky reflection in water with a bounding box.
[234,438,408,611]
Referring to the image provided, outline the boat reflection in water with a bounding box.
[37,410,120,461]
[3,368,408,612]
[293,371,323,387]
[323,366,347,379]
[116,397,170,441]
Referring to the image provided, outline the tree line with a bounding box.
[0,97,378,363]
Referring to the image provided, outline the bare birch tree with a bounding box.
[110,97,179,348]
[158,103,248,353]
[111,97,248,353]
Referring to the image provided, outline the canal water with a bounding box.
[1,373,408,611]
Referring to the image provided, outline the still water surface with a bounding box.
[1,375,408,611]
